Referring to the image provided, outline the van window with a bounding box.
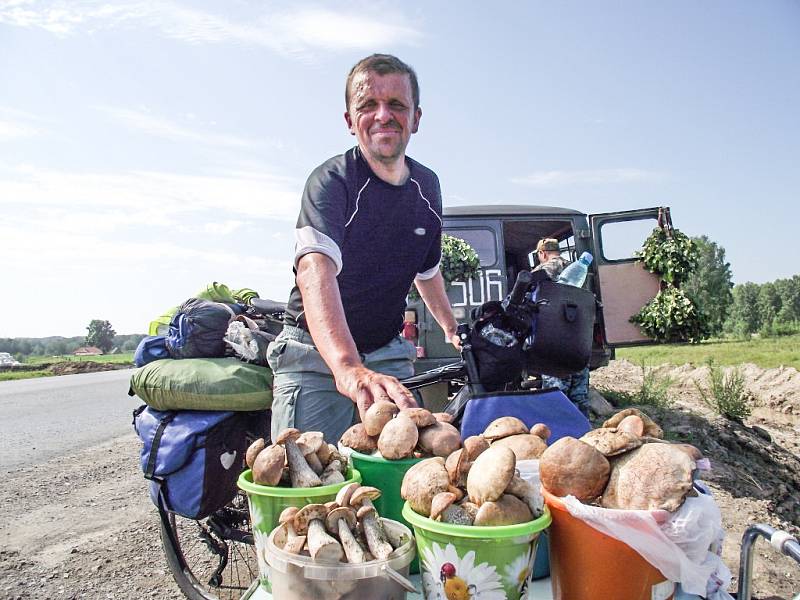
[598,218,658,261]
[445,228,497,266]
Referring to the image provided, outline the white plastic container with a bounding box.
[265,518,416,600]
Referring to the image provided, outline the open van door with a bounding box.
[589,207,669,345]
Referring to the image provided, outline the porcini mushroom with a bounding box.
[430,491,473,525]
[539,436,610,503]
[466,445,516,505]
[251,443,286,486]
[293,504,343,562]
[363,400,399,436]
[339,423,378,454]
[530,423,551,442]
[326,506,365,563]
[492,433,547,460]
[278,506,306,554]
[349,487,393,560]
[400,457,450,517]
[432,412,454,424]
[378,413,418,459]
[277,428,322,488]
[245,438,267,469]
[505,475,543,516]
[320,460,346,485]
[401,407,437,428]
[617,415,645,437]
[417,421,462,457]
[483,416,528,441]
[579,428,643,457]
[603,408,663,439]
[473,494,533,526]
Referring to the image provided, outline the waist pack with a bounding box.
[526,280,596,377]
[133,406,268,519]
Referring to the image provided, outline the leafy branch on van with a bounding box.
[409,234,481,301]
[631,226,708,343]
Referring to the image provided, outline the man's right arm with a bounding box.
[295,252,417,420]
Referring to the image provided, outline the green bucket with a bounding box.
[402,502,552,599]
[348,450,423,572]
[238,467,361,589]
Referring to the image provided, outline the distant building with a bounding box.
[73,346,103,356]
[0,352,21,367]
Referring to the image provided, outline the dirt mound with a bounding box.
[49,361,132,375]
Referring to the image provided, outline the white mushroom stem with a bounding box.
[304,451,325,475]
[307,519,343,561]
[337,519,366,563]
[284,439,322,488]
[359,504,393,560]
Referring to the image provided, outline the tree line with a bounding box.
[0,329,146,360]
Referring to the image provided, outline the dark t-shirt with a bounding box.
[285,147,443,353]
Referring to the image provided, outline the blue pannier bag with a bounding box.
[133,406,259,519]
[133,335,170,367]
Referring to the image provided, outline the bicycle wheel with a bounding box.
[161,492,258,600]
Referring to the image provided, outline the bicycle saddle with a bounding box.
[249,298,287,316]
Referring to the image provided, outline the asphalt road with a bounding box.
[0,369,140,470]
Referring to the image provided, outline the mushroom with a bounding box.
[363,400,399,436]
[401,457,450,517]
[377,413,419,459]
[579,428,643,457]
[349,487,393,560]
[276,428,322,488]
[326,506,365,563]
[339,423,378,454]
[473,494,533,526]
[251,443,286,486]
[293,504,343,562]
[505,475,543,516]
[320,459,346,485]
[483,416,528,441]
[432,412,454,424]
[601,443,696,512]
[336,482,360,508]
[459,500,479,523]
[530,423,551,442]
[297,432,326,475]
[400,407,437,428]
[466,445,516,505]
[617,415,645,437]
[245,438,267,469]
[603,409,663,439]
[278,506,306,554]
[430,491,473,525]
[316,441,332,465]
[539,437,610,503]
[417,421,462,457]
[463,435,490,459]
[492,433,547,460]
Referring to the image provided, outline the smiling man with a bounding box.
[268,54,460,443]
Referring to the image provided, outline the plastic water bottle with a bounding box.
[556,252,593,287]
[480,323,518,347]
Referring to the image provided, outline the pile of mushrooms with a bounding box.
[246,428,348,488]
[400,416,550,526]
[272,483,410,563]
[339,402,462,460]
[539,408,702,512]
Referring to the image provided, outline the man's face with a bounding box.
[345,71,421,164]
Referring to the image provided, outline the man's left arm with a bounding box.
[414,270,461,349]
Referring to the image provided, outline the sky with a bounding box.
[1,0,798,338]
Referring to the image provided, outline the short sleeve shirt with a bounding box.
[285,147,443,353]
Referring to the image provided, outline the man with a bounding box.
[268,54,460,443]
[533,238,591,417]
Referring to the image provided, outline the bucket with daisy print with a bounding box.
[402,502,551,599]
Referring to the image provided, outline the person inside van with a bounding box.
[532,238,592,417]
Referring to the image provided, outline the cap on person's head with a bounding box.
[536,238,560,253]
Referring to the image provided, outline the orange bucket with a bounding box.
[542,488,675,600]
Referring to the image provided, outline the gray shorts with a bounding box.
[267,326,416,444]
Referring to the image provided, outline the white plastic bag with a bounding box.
[562,485,733,599]
[516,459,544,515]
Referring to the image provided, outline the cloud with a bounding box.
[0,1,423,53]
[0,105,48,140]
[94,106,270,149]
[510,168,665,188]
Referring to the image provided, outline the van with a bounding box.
[405,205,670,383]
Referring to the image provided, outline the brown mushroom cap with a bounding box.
[492,433,547,460]
[363,400,399,436]
[377,413,419,459]
[539,436,611,503]
[579,428,643,457]
[325,506,357,534]
[603,408,663,439]
[401,457,450,517]
[297,431,325,455]
[401,407,437,428]
[279,506,299,525]
[417,421,462,457]
[430,491,459,521]
[245,438,267,469]
[530,423,551,442]
[335,482,360,507]
[276,428,301,444]
[445,449,467,486]
[617,415,645,437]
[483,416,529,441]
[473,494,533,526]
[463,435,490,460]
[601,443,695,511]
[339,423,378,454]
[467,445,516,505]
[251,443,286,486]
[432,412,454,424]
[293,504,329,535]
[350,486,382,508]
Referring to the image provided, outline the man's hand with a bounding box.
[335,365,418,422]
[449,332,462,351]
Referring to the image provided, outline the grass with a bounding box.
[597,360,675,409]
[695,360,751,421]
[615,334,800,370]
[0,370,52,382]
[24,352,135,365]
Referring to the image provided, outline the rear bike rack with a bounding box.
[737,524,800,600]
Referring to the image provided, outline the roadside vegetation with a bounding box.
[596,360,675,409]
[0,353,135,382]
